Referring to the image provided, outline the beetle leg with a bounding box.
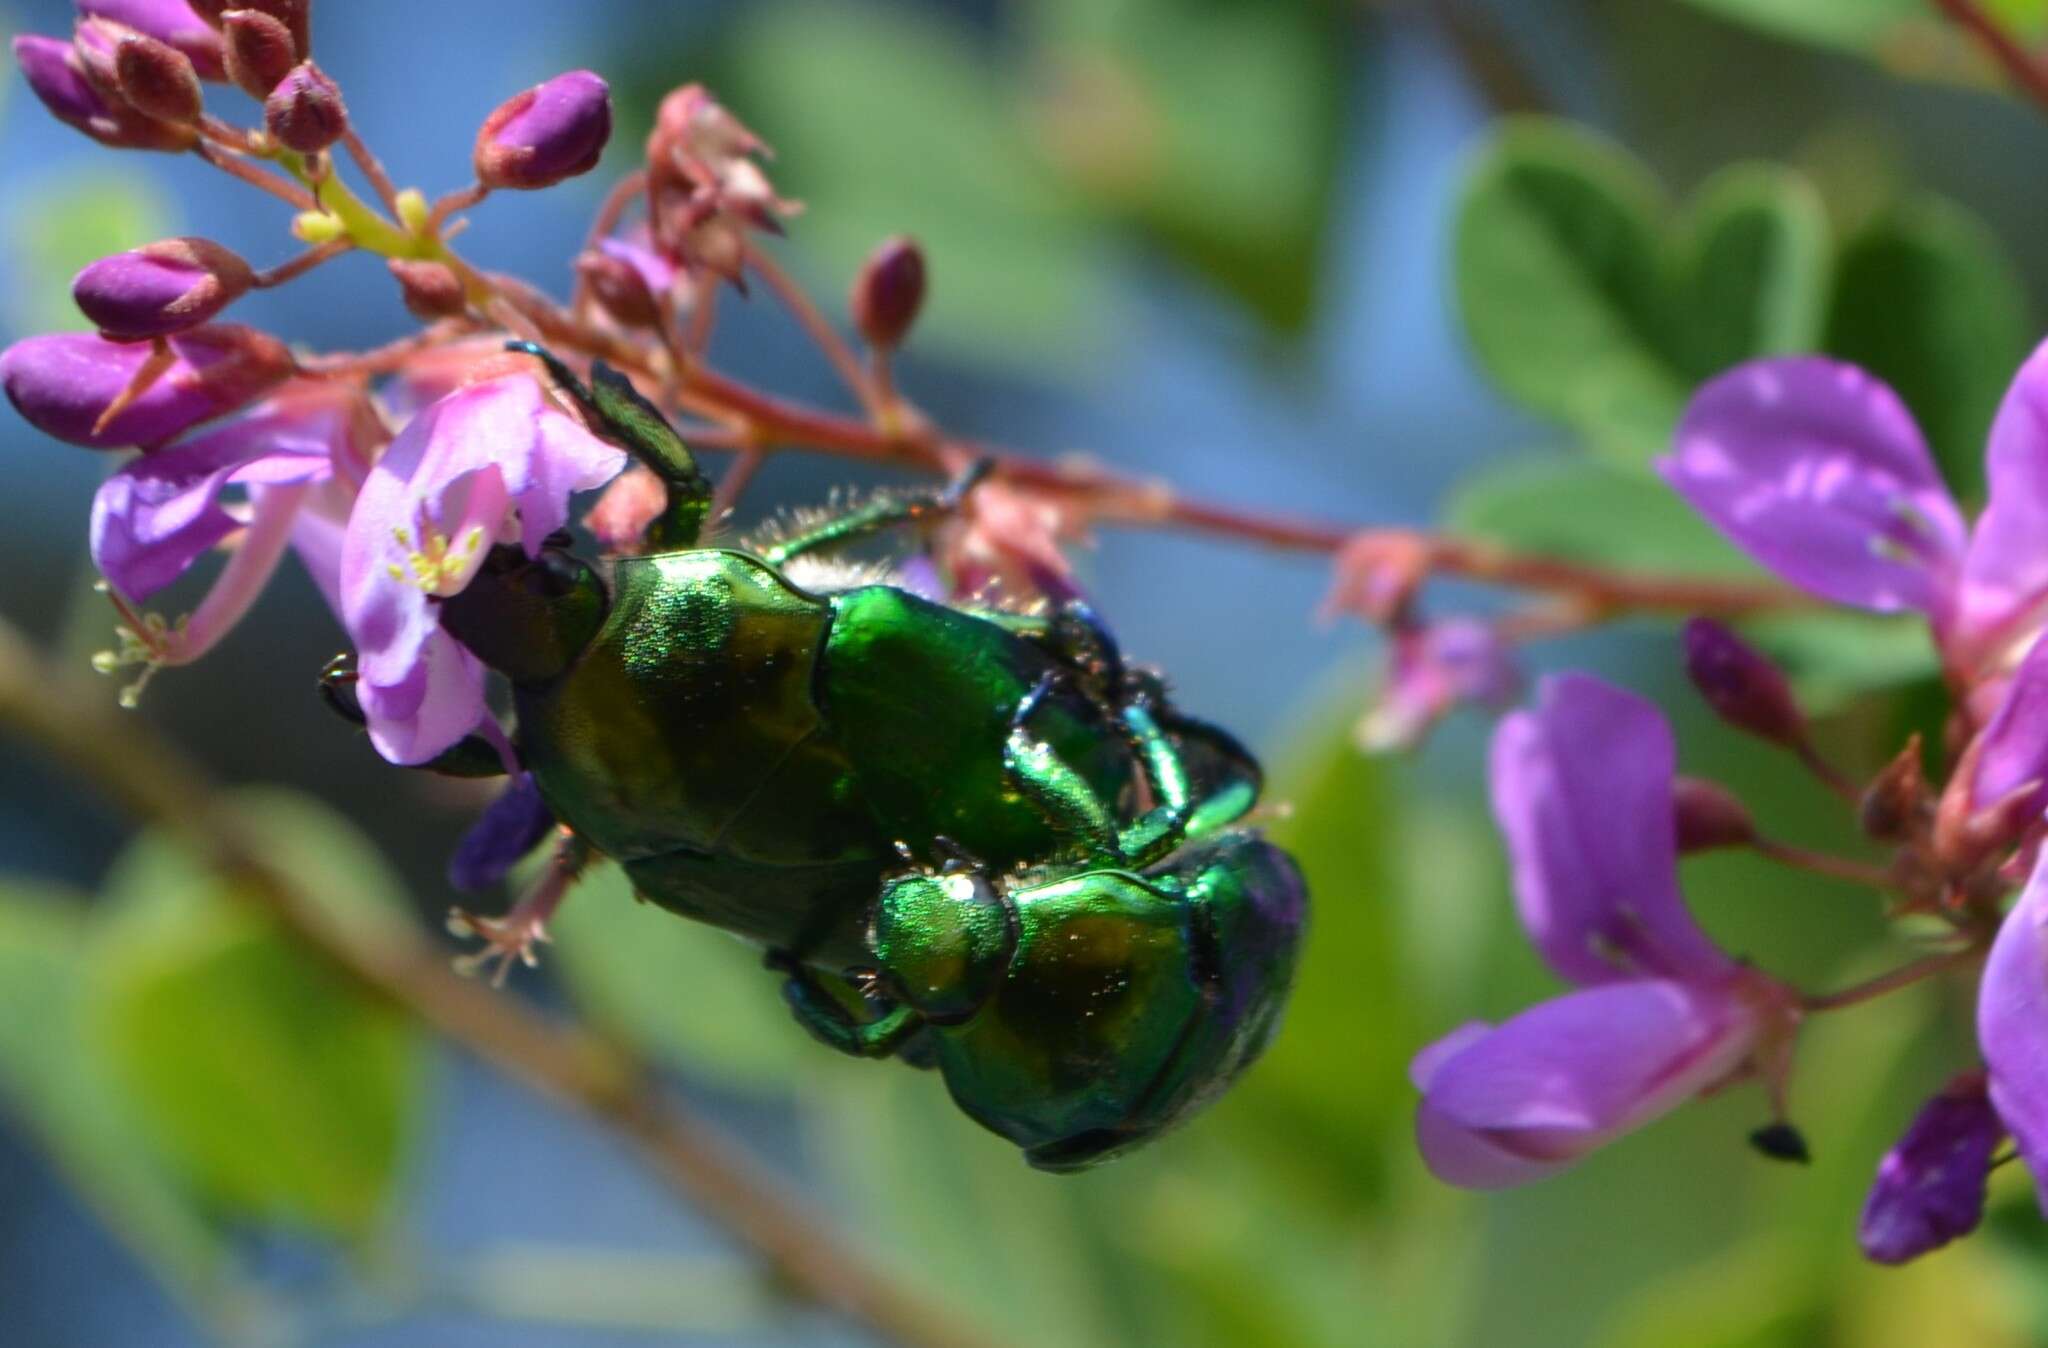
[1004,676,1125,867]
[507,341,713,548]
[1114,699,1197,866]
[758,460,990,567]
[769,956,923,1058]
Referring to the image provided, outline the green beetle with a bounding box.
[412,343,1303,1166]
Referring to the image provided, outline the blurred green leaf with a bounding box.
[84,792,425,1241]
[1456,122,1838,466]
[551,860,815,1091]
[6,172,173,333]
[1823,197,2031,503]
[0,881,276,1340]
[720,0,1105,371]
[1022,0,1346,329]
[1744,609,1939,710]
[1671,0,2043,84]
[1448,454,1761,576]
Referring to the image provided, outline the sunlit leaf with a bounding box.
[550,860,814,1091]
[1448,453,1760,576]
[84,792,425,1241]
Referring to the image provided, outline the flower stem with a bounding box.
[340,130,404,216]
[1930,0,2048,111]
[1751,836,1897,891]
[0,616,1006,1348]
[192,141,318,211]
[1802,946,1982,1011]
[166,483,310,667]
[745,243,877,412]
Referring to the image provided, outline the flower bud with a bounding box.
[14,33,195,150]
[74,238,255,340]
[113,32,203,125]
[387,259,467,320]
[190,0,306,50]
[1858,1075,2001,1265]
[221,9,296,99]
[264,59,344,153]
[1673,777,1756,853]
[1682,617,1805,748]
[1860,736,1927,842]
[575,248,662,329]
[474,70,611,190]
[447,774,557,893]
[78,0,226,81]
[851,236,926,350]
[0,325,291,449]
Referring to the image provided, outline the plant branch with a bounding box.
[0,617,1004,1348]
[1930,0,2048,111]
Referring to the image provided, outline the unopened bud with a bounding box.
[221,9,296,99]
[851,235,926,350]
[14,33,195,151]
[0,324,290,448]
[1860,736,1927,842]
[264,59,344,153]
[1683,618,1805,748]
[79,0,225,81]
[474,69,611,190]
[387,259,466,320]
[74,238,254,340]
[575,249,662,329]
[1673,777,1756,853]
[113,32,202,125]
[189,0,305,51]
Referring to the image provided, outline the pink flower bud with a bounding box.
[1682,618,1806,748]
[73,238,255,340]
[387,259,467,320]
[14,33,194,150]
[1672,777,1756,853]
[0,325,291,449]
[574,248,662,329]
[474,70,611,190]
[264,59,344,152]
[77,0,225,81]
[221,9,297,99]
[851,236,926,350]
[113,31,203,125]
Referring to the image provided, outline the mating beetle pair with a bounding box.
[361,343,1307,1170]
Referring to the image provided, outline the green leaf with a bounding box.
[1669,164,1831,378]
[1448,454,1763,578]
[1823,197,2031,503]
[0,882,277,1339]
[1454,119,1682,465]
[5,172,173,333]
[1022,0,1346,329]
[719,1,1104,372]
[84,792,425,1241]
[550,860,815,1091]
[1672,0,2043,81]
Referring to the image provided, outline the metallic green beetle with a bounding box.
[424,343,1305,1167]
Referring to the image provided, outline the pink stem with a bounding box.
[167,483,310,666]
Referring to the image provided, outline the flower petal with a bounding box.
[356,627,488,766]
[1491,675,1730,985]
[1661,358,1967,614]
[1979,853,2048,1214]
[1971,632,2048,815]
[1960,339,2048,649]
[1857,1076,2002,1265]
[1413,979,1758,1189]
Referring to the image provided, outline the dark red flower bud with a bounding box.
[1860,736,1927,843]
[0,324,291,449]
[78,0,225,81]
[1673,777,1756,853]
[73,238,254,340]
[387,259,467,320]
[190,0,306,51]
[264,59,344,153]
[851,235,926,350]
[574,249,663,329]
[113,31,203,125]
[1683,618,1806,748]
[221,9,296,99]
[14,33,195,150]
[474,70,611,190]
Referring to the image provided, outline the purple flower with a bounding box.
[1665,344,2048,668]
[1,325,292,449]
[448,773,557,893]
[1415,675,1795,1189]
[1359,619,1519,752]
[473,70,612,190]
[1858,1075,2003,1265]
[11,33,193,150]
[1979,851,2048,1211]
[340,374,624,765]
[73,238,254,341]
[76,0,226,81]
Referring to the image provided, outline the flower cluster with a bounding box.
[1412,343,2048,1266]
